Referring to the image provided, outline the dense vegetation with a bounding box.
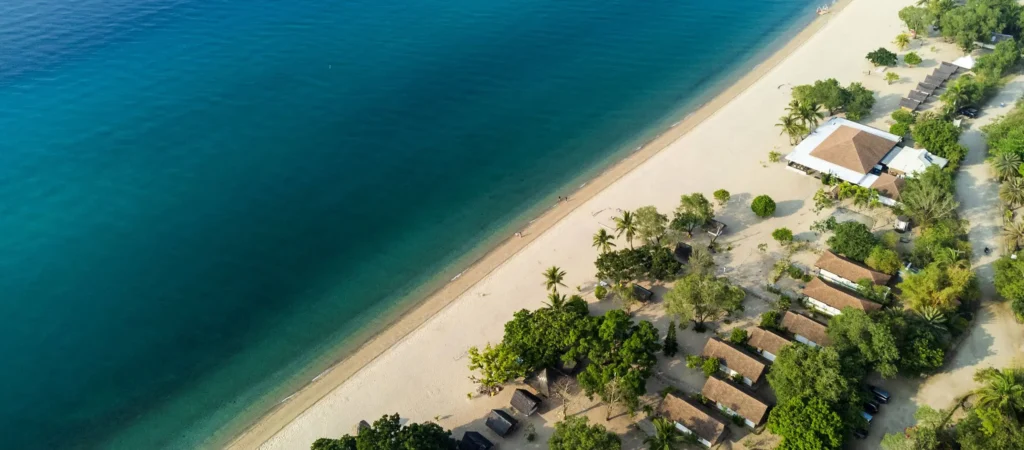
[311,413,458,450]
[548,416,621,450]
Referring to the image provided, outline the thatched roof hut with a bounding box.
[485,409,517,436]
[459,431,493,450]
[510,389,542,416]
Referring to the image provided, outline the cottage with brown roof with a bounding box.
[803,277,882,316]
[659,393,727,447]
[702,338,767,386]
[815,251,891,290]
[784,118,901,195]
[780,311,831,348]
[701,377,770,428]
[747,327,792,362]
[870,173,906,206]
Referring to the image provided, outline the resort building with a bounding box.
[802,277,882,316]
[815,251,891,291]
[701,376,770,429]
[784,117,902,204]
[658,393,727,448]
[702,338,767,386]
[881,146,948,177]
[780,311,831,347]
[746,327,792,362]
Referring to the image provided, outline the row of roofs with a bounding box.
[784,117,948,205]
[805,251,890,317]
[901,61,962,112]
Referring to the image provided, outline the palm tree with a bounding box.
[544,292,566,309]
[614,210,637,248]
[687,248,715,276]
[1004,220,1024,252]
[901,184,959,227]
[796,102,825,129]
[974,368,1024,420]
[592,228,617,254]
[543,266,567,292]
[894,33,911,50]
[918,306,947,330]
[991,152,1022,181]
[644,417,689,450]
[1001,177,1024,210]
[776,115,807,145]
[942,82,971,111]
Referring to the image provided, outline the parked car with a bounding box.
[959,106,980,118]
[853,429,869,439]
[868,385,891,403]
[860,411,874,424]
[864,400,880,414]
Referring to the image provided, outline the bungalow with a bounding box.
[659,393,727,448]
[977,32,1014,50]
[459,431,493,450]
[702,338,767,386]
[815,251,891,291]
[780,311,831,348]
[485,409,517,437]
[746,327,792,362]
[701,377,771,429]
[510,389,542,416]
[871,173,905,206]
[784,118,903,205]
[802,277,883,316]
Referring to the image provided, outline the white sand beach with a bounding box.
[226,0,959,447]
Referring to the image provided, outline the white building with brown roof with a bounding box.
[802,277,882,316]
[701,377,771,428]
[746,327,792,362]
[658,393,727,447]
[780,311,831,348]
[815,251,891,291]
[702,338,767,386]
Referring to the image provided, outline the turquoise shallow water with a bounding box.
[0,0,817,448]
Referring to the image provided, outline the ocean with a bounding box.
[0,0,818,448]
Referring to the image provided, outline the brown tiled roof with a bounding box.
[747,327,792,356]
[816,251,892,285]
[803,278,882,312]
[810,126,898,173]
[701,377,770,425]
[871,173,906,201]
[780,311,831,346]
[702,338,767,384]
[659,394,726,445]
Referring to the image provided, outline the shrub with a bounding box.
[702,357,721,377]
[594,285,607,299]
[772,227,794,245]
[903,51,922,67]
[889,122,910,137]
[866,245,902,275]
[692,393,709,405]
[787,265,805,280]
[713,189,731,207]
[729,328,748,345]
[891,109,915,125]
[801,274,813,283]
[866,47,898,67]
[760,310,780,329]
[686,355,705,369]
[751,195,777,218]
[729,414,747,427]
[731,373,745,384]
[768,151,782,163]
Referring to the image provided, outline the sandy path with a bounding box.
[227,0,929,448]
[852,74,1024,449]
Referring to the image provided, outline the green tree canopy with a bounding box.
[548,416,622,450]
[311,413,458,450]
[880,406,950,450]
[898,262,976,312]
[792,78,849,115]
[713,189,731,207]
[904,51,923,66]
[828,309,901,378]
[913,113,967,164]
[866,47,899,66]
[995,256,1024,302]
[664,272,745,326]
[672,193,715,237]
[634,206,668,245]
[767,344,865,430]
[768,396,845,450]
[577,310,661,413]
[866,245,902,275]
[827,221,878,262]
[899,6,932,34]
[941,0,1022,53]
[984,99,1024,159]
[844,82,875,121]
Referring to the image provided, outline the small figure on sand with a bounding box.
[514,232,522,238]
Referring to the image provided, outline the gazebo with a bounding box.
[510,389,542,416]
[459,431,493,450]
[485,409,518,437]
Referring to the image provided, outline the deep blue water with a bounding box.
[0,0,817,448]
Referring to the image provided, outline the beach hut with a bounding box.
[706,219,727,238]
[510,389,542,416]
[485,409,518,437]
[908,90,929,102]
[673,243,693,264]
[355,420,371,433]
[916,82,938,93]
[930,68,951,81]
[459,431,494,450]
[924,74,946,86]
[899,98,921,111]
[526,368,551,396]
[938,61,959,75]
[633,284,654,303]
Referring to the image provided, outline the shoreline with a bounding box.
[225,1,853,448]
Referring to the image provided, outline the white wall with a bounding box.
[807,297,841,316]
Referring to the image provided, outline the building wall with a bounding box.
[807,297,841,316]
[819,269,859,291]
[716,403,756,428]
[720,364,753,386]
[672,423,711,448]
[794,334,820,348]
[758,349,777,362]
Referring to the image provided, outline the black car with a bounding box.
[868,385,891,403]
[959,106,980,118]
[853,429,869,439]
[864,400,881,414]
